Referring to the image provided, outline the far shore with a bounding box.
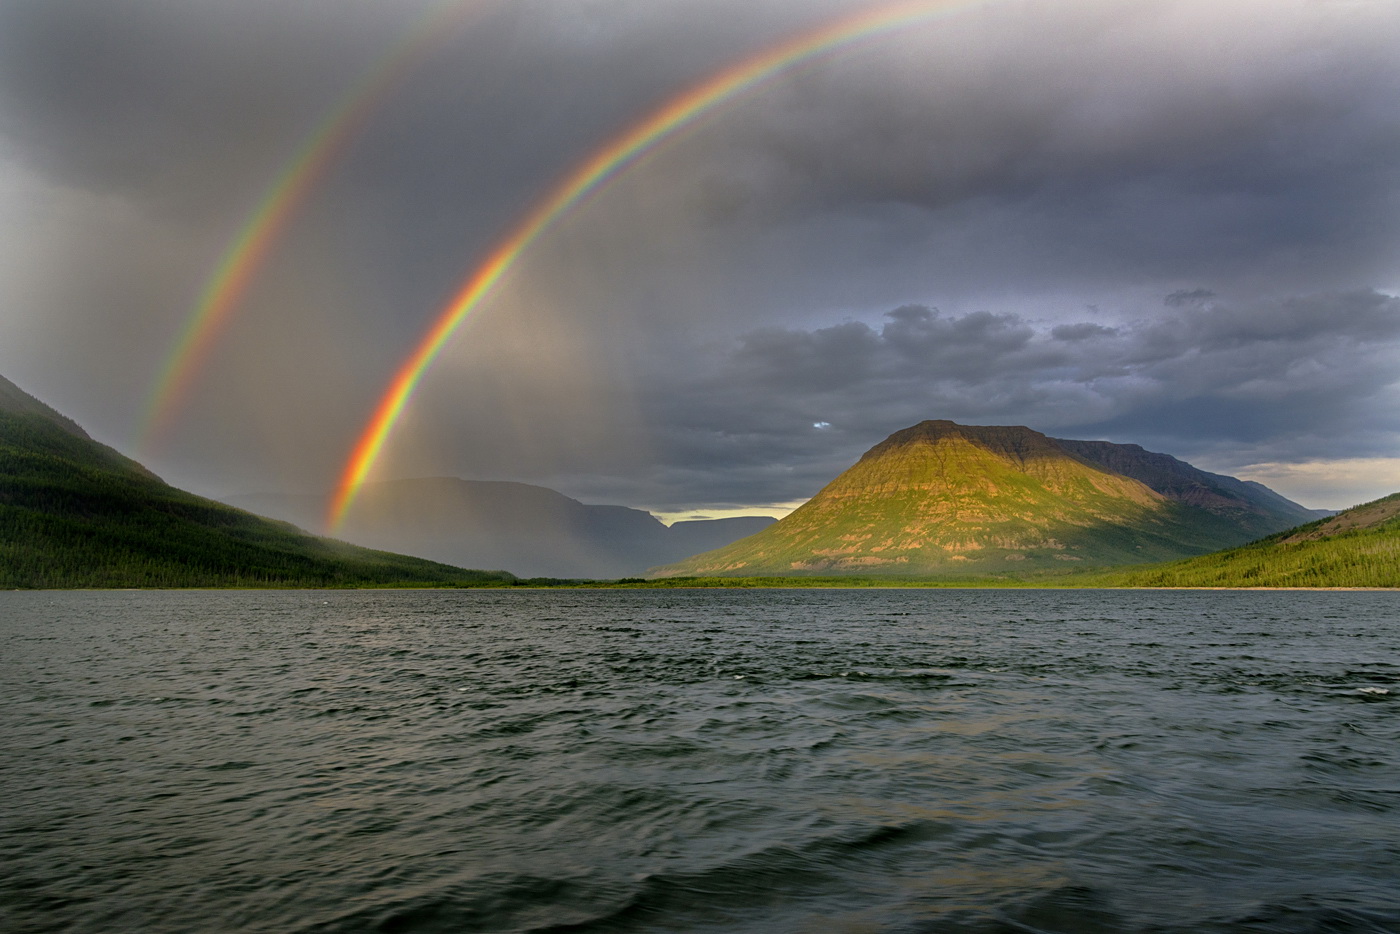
[7,582,1393,593]
[543,582,1396,592]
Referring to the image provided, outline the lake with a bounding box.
[2,588,1397,933]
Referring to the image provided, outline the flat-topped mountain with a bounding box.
[0,374,510,588]
[652,420,1319,578]
[230,480,777,580]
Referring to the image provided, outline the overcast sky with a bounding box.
[1,0,1397,521]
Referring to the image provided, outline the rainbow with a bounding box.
[138,0,491,449]
[330,0,983,529]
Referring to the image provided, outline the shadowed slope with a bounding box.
[0,375,511,588]
[0,375,89,439]
[1054,438,1329,536]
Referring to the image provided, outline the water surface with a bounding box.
[2,589,1397,933]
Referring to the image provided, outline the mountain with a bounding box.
[1087,492,1400,588]
[227,481,777,579]
[0,374,512,588]
[0,376,89,439]
[1052,438,1330,535]
[651,420,1317,578]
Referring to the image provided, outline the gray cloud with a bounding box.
[0,0,1397,512]
[1164,289,1216,308]
[696,1,1400,305]
[625,290,1400,509]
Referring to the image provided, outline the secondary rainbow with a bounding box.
[138,0,491,450]
[329,0,983,529]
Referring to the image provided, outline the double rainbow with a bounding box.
[329,0,981,529]
[138,0,491,449]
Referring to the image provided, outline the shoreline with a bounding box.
[6,584,1394,593]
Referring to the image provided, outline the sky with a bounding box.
[1,0,1397,524]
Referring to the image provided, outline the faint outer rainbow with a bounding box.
[329,0,981,529]
[138,0,490,450]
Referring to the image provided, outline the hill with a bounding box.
[0,374,513,588]
[229,481,776,579]
[651,421,1316,578]
[1082,492,1400,588]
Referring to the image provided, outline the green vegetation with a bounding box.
[655,421,1270,578]
[519,495,1398,589]
[5,376,1388,591]
[524,575,1019,588]
[1075,493,1400,589]
[599,494,1398,589]
[0,407,513,589]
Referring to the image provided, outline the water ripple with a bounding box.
[2,588,1398,933]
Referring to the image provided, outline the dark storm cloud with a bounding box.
[732,305,1038,390]
[1,0,1398,511]
[634,290,1400,508]
[0,0,846,209]
[1164,289,1215,308]
[0,0,856,492]
[0,0,401,210]
[658,0,1400,302]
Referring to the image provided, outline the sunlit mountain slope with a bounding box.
[1084,492,1400,588]
[653,421,1314,578]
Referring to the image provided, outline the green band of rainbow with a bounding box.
[329,0,978,529]
[138,0,488,450]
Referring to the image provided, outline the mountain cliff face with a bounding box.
[652,421,1311,578]
[1053,438,1329,535]
[229,480,777,579]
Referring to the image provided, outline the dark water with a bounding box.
[2,589,1399,934]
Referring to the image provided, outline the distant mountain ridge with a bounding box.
[653,420,1322,578]
[4,373,1339,585]
[0,374,509,588]
[228,480,777,579]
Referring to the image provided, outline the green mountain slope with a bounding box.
[652,421,1265,578]
[0,375,512,588]
[1081,492,1400,588]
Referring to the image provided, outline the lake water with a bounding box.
[2,588,1398,933]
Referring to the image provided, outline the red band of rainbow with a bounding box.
[138,0,490,451]
[328,0,980,530]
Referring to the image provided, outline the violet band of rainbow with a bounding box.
[138,0,490,451]
[328,0,982,529]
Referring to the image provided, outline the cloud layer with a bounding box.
[609,290,1399,510]
[0,0,1396,510]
